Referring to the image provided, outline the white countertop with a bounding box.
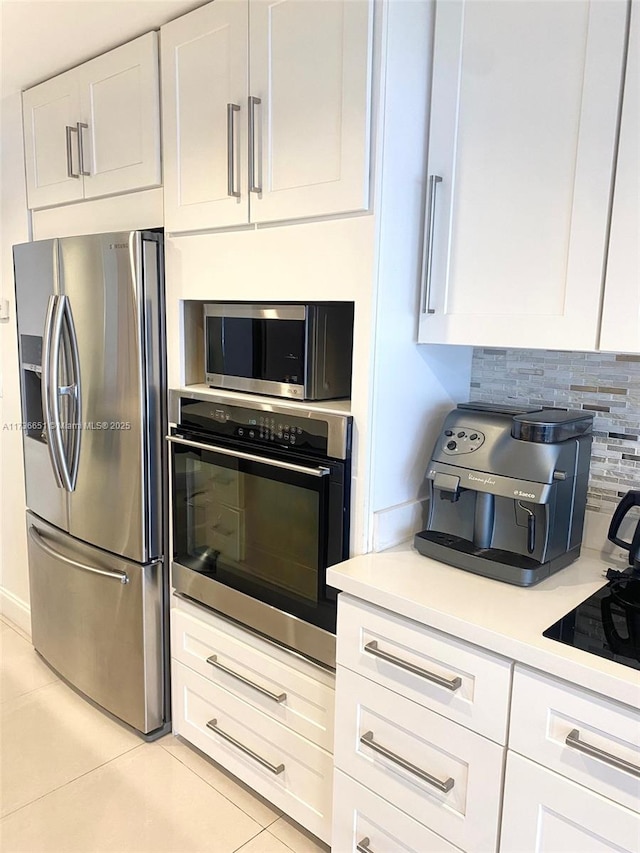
[327,546,640,709]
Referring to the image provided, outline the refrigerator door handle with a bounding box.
[63,297,82,490]
[28,525,129,584]
[49,295,74,492]
[41,295,64,488]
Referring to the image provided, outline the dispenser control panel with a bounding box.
[442,427,485,455]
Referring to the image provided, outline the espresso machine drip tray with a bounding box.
[543,571,640,671]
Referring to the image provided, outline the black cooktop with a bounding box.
[543,569,640,671]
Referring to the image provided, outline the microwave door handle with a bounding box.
[166,435,331,478]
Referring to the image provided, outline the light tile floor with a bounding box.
[0,615,330,853]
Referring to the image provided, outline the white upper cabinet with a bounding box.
[161,0,373,232]
[418,0,629,351]
[600,1,639,354]
[22,72,84,208]
[23,33,161,210]
[161,1,249,231]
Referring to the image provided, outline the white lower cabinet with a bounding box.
[332,769,461,853]
[334,667,504,852]
[170,600,335,843]
[500,752,640,853]
[509,666,640,813]
[331,593,640,853]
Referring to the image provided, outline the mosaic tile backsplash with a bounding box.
[470,349,640,512]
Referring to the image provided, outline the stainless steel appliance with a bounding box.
[169,388,352,668]
[544,490,640,670]
[13,231,168,738]
[414,402,593,585]
[204,302,354,401]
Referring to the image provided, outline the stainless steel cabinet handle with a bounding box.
[356,839,374,853]
[65,126,79,178]
[248,95,262,194]
[76,122,90,176]
[28,526,129,584]
[420,174,442,314]
[364,640,462,691]
[206,718,285,774]
[565,729,640,778]
[360,730,455,793]
[206,654,287,703]
[227,103,241,198]
[167,434,330,478]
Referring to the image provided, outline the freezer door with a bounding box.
[26,511,164,735]
[13,239,68,531]
[58,232,162,562]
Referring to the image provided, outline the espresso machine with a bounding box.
[414,403,594,586]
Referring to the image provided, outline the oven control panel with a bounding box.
[179,399,329,455]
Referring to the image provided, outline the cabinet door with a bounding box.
[600,1,639,353]
[161,1,249,231]
[419,0,628,350]
[249,0,373,224]
[80,32,161,199]
[501,753,640,853]
[22,72,84,208]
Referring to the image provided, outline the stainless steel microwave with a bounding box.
[204,302,354,400]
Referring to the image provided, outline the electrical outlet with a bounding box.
[0,298,10,321]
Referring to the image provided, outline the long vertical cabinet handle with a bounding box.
[248,95,262,193]
[227,104,241,197]
[63,298,82,490]
[49,296,74,492]
[65,126,79,179]
[41,295,64,488]
[76,122,90,176]
[420,174,443,314]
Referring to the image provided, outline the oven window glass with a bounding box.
[206,317,305,385]
[173,444,328,609]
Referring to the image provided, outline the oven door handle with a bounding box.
[166,434,331,478]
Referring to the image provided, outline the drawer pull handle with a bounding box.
[360,730,455,793]
[565,729,640,778]
[206,718,285,775]
[364,640,462,691]
[206,655,287,703]
[356,838,374,853]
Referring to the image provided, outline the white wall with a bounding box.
[0,92,31,631]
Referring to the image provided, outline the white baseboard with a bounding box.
[0,587,31,637]
[372,499,427,552]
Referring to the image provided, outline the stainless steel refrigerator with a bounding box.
[13,231,168,738]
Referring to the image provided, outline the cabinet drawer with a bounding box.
[337,594,512,743]
[510,665,640,813]
[333,769,461,853]
[501,752,640,853]
[171,604,335,750]
[172,660,333,844]
[334,667,504,852]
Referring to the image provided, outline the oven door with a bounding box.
[170,433,339,635]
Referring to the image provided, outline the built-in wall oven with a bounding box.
[168,389,352,668]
